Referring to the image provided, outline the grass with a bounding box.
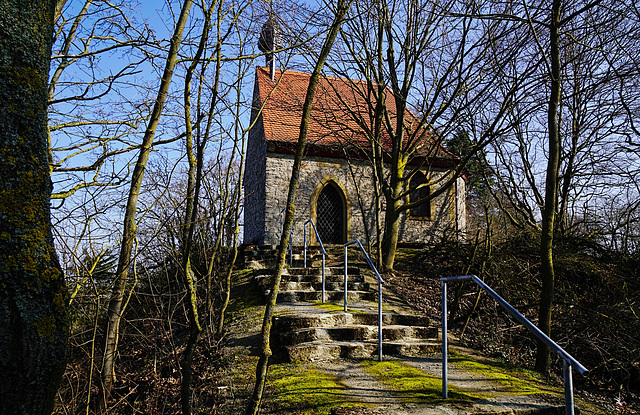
[361,360,481,404]
[266,363,360,414]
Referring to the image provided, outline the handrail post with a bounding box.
[439,275,587,411]
[289,228,293,267]
[303,219,327,303]
[378,279,383,361]
[343,244,348,312]
[442,279,448,398]
[564,360,574,415]
[322,252,326,303]
[279,208,284,240]
[303,223,307,268]
[343,240,385,360]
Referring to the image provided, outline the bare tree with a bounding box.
[331,0,526,270]
[481,0,640,373]
[49,0,153,200]
[98,0,194,409]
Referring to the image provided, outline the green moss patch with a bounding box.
[313,301,347,313]
[449,353,554,395]
[361,360,481,404]
[267,364,359,414]
[312,301,367,313]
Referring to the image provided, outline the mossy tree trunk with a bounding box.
[535,0,562,375]
[244,2,354,413]
[98,0,193,410]
[217,61,249,336]
[0,1,69,413]
[179,8,207,415]
[178,1,221,412]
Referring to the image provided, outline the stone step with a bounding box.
[255,273,367,289]
[274,312,432,331]
[244,250,278,259]
[243,244,353,255]
[277,325,438,346]
[279,281,370,292]
[283,266,361,276]
[282,340,441,362]
[289,259,342,268]
[276,290,376,303]
[253,266,361,278]
[243,245,364,268]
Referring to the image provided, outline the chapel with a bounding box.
[243,18,466,247]
[242,65,467,247]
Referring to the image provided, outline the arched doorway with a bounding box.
[316,182,346,244]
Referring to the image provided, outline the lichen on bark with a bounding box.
[0,1,69,414]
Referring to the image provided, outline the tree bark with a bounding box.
[0,1,69,413]
[381,198,401,272]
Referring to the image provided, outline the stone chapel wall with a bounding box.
[242,111,267,245]
[261,152,463,246]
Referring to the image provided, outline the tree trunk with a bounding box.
[178,2,215,411]
[98,0,193,409]
[179,260,202,415]
[381,156,404,271]
[0,1,69,413]
[245,3,353,413]
[217,245,238,333]
[381,200,401,272]
[535,0,562,375]
[217,34,250,334]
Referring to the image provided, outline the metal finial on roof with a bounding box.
[258,14,283,81]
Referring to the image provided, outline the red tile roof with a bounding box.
[253,66,455,160]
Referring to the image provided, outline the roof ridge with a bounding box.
[256,65,370,87]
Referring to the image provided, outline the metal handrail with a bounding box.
[440,275,588,415]
[303,219,327,302]
[344,239,385,361]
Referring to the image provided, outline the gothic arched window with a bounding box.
[410,171,431,220]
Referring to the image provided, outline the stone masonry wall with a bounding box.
[242,109,267,245]
[261,152,465,246]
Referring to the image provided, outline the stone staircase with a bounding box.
[243,244,440,362]
[241,244,574,414]
[274,312,439,362]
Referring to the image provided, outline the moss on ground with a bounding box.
[449,353,555,395]
[266,363,360,414]
[392,248,423,262]
[361,360,481,404]
[312,301,347,313]
[312,301,366,313]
